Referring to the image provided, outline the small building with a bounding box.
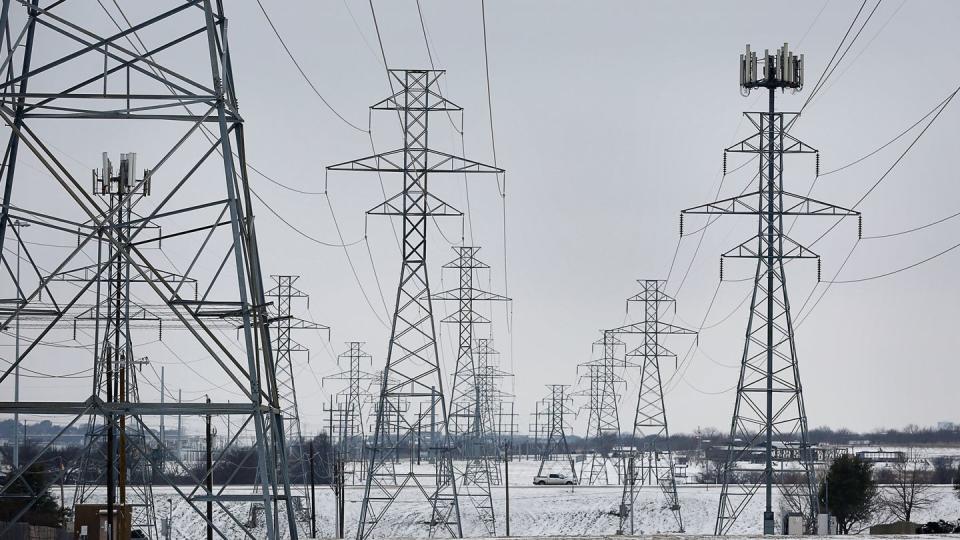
[855,449,906,463]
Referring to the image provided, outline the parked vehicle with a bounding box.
[533,473,576,486]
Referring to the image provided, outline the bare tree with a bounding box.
[880,454,936,523]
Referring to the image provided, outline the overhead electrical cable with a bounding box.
[102,0,394,333]
[861,208,960,240]
[792,84,958,325]
[254,0,368,133]
[799,0,872,113]
[248,187,364,248]
[827,240,960,284]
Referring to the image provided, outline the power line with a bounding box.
[800,0,872,112]
[827,240,960,284]
[478,0,514,364]
[101,0,394,341]
[818,0,906,97]
[819,89,949,176]
[249,187,364,248]
[325,196,390,328]
[254,0,368,133]
[792,84,959,325]
[850,85,958,208]
[862,208,960,240]
[248,162,327,196]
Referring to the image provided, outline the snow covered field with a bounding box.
[144,483,960,539]
[69,478,960,539]
[56,450,960,538]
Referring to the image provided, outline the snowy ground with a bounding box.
[55,450,960,538]
[149,483,960,538]
[65,468,960,539]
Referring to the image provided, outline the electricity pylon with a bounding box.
[0,3,300,538]
[68,154,159,538]
[535,385,577,482]
[265,275,327,525]
[327,69,503,540]
[472,338,513,452]
[576,331,628,486]
[682,44,860,535]
[430,246,508,535]
[614,280,696,534]
[324,342,375,482]
[471,337,513,487]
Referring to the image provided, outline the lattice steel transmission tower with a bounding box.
[534,385,577,482]
[576,331,627,486]
[431,247,508,445]
[265,275,326,523]
[472,338,513,453]
[327,69,503,539]
[0,3,300,538]
[430,246,508,535]
[682,44,860,535]
[70,154,159,538]
[324,342,375,482]
[614,280,696,534]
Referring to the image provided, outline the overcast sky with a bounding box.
[5,1,960,438]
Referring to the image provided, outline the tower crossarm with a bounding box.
[429,288,510,302]
[722,233,819,260]
[725,121,817,155]
[371,70,462,111]
[367,189,462,217]
[682,191,859,217]
[266,314,329,332]
[626,342,677,360]
[609,321,697,337]
[440,311,491,325]
[327,148,503,175]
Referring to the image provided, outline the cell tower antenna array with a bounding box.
[327,69,503,540]
[683,44,861,535]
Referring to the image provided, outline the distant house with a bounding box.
[704,441,844,464]
[855,449,905,463]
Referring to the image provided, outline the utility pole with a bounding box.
[206,395,213,540]
[328,69,502,540]
[504,442,511,537]
[160,366,165,466]
[682,44,860,535]
[309,441,316,539]
[612,280,696,534]
[11,219,28,472]
[176,390,182,464]
[338,459,346,540]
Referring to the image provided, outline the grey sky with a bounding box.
[5,1,960,437]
